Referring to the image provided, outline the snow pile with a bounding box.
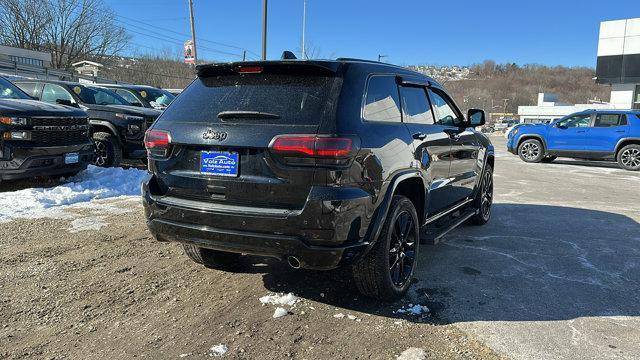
[208,344,228,357]
[259,292,299,306]
[397,304,430,316]
[0,165,147,222]
[68,216,108,233]
[272,307,288,318]
[260,292,299,319]
[397,347,427,360]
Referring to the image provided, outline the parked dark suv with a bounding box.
[98,84,176,110]
[13,80,162,167]
[142,59,495,301]
[0,76,93,182]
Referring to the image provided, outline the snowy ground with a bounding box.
[0,165,147,223]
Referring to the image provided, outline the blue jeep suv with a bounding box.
[507,110,640,171]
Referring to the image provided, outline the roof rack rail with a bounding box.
[335,57,384,64]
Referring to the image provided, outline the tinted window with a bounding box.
[0,78,30,99]
[428,89,461,126]
[75,85,128,105]
[41,84,74,104]
[162,74,339,125]
[138,88,175,107]
[594,114,625,127]
[116,89,142,105]
[557,114,591,128]
[400,86,434,124]
[363,76,402,123]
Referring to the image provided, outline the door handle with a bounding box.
[443,129,461,140]
[576,130,586,133]
[412,132,427,140]
[615,130,626,133]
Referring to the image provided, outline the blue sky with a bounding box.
[105,0,638,67]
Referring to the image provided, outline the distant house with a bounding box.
[0,45,52,68]
[72,60,103,77]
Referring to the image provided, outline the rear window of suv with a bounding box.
[161,74,341,125]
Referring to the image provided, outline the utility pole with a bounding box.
[188,0,197,65]
[301,0,307,59]
[502,98,509,115]
[242,50,246,61]
[262,0,268,60]
[378,54,387,62]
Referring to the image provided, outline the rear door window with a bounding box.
[363,75,402,123]
[161,74,340,125]
[593,114,626,127]
[399,86,434,124]
[115,89,142,105]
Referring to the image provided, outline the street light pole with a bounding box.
[262,0,268,60]
[378,54,387,62]
[188,0,197,65]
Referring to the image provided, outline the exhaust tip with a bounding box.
[287,256,301,269]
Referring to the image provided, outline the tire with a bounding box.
[352,195,420,302]
[182,244,241,270]
[540,156,557,163]
[518,139,544,163]
[470,164,493,225]
[617,144,640,171]
[93,131,122,168]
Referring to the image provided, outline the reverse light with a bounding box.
[270,135,354,158]
[144,130,171,158]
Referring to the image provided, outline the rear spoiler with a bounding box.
[196,61,341,78]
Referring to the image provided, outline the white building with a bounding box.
[518,93,613,123]
[0,45,52,68]
[596,17,640,109]
[72,60,103,77]
[518,17,640,122]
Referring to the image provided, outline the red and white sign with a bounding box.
[184,40,195,64]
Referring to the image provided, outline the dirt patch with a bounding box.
[0,202,502,360]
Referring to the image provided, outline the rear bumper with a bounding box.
[0,142,94,181]
[142,174,376,270]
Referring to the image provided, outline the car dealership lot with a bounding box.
[0,135,638,359]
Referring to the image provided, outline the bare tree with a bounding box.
[0,0,129,69]
[0,0,49,50]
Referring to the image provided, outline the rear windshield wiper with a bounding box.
[217,111,281,120]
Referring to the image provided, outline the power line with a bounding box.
[113,13,261,59]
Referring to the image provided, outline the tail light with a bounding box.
[236,66,263,74]
[144,130,171,158]
[269,135,358,166]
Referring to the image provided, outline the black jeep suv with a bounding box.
[0,77,93,182]
[142,59,495,301]
[13,80,161,167]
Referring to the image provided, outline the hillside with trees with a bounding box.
[428,60,611,113]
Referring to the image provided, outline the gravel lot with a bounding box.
[1,135,638,359]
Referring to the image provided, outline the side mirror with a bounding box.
[56,98,77,107]
[467,108,486,127]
